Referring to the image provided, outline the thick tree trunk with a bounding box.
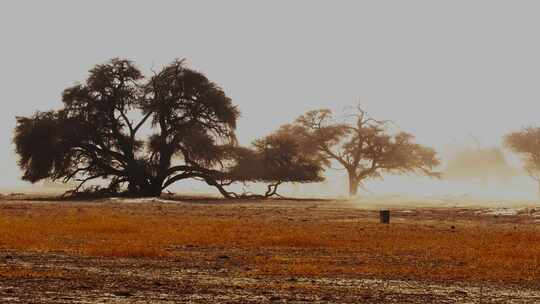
[348,175,359,197]
[142,185,163,197]
[126,177,163,198]
[130,185,162,197]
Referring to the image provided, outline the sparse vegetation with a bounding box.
[13,58,445,199]
[1,200,539,284]
[4,2,540,302]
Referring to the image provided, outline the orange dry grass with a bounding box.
[0,203,539,284]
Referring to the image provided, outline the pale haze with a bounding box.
[1,1,539,199]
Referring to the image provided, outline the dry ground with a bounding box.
[0,196,540,303]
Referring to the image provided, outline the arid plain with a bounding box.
[1,195,540,303]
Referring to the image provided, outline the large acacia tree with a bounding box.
[504,127,540,199]
[14,58,240,197]
[293,106,441,196]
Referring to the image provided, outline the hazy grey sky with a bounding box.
[1,1,539,195]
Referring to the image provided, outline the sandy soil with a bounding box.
[1,196,539,303]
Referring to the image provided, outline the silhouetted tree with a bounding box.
[224,125,325,198]
[14,58,239,197]
[294,106,440,197]
[504,127,540,199]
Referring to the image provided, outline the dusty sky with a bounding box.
[1,1,539,198]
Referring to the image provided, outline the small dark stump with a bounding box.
[380,210,390,224]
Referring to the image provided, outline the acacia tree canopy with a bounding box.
[293,106,441,196]
[14,58,240,197]
[504,127,540,199]
[223,125,325,198]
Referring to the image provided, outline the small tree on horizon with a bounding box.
[224,125,325,198]
[504,127,540,200]
[293,106,441,197]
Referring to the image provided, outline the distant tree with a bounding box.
[504,127,540,199]
[224,125,325,198]
[294,106,440,197]
[444,147,517,183]
[14,58,239,197]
